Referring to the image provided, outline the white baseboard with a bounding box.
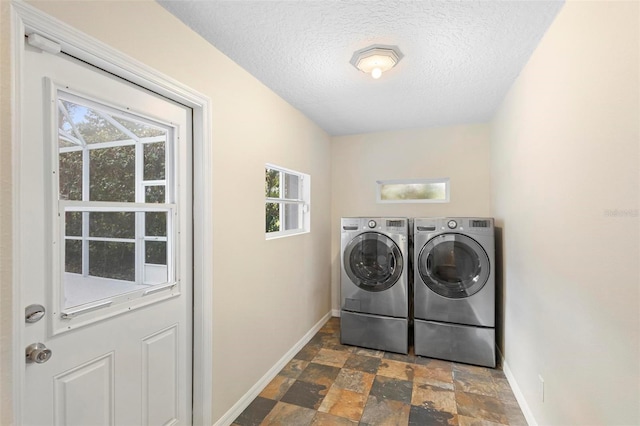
[332,309,340,317]
[213,311,334,426]
[498,348,537,426]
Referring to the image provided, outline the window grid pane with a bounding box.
[145,185,166,203]
[89,212,135,239]
[266,202,280,233]
[265,168,280,198]
[284,203,300,231]
[143,142,166,181]
[59,151,83,201]
[284,173,299,200]
[89,145,136,202]
[88,241,135,282]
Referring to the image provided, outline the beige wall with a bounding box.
[0,1,331,423]
[491,1,639,424]
[331,125,491,310]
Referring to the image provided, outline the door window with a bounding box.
[57,90,176,314]
[417,234,490,298]
[344,233,403,291]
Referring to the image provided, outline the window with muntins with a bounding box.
[265,164,310,238]
[57,91,176,311]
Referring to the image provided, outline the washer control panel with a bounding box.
[447,220,458,229]
[367,220,377,229]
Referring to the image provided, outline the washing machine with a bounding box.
[340,217,409,354]
[413,217,495,367]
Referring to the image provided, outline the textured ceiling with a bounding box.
[158,0,564,136]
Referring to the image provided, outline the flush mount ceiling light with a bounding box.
[350,44,403,79]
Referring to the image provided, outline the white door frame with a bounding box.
[10,2,214,425]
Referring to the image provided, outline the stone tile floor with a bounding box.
[233,317,527,426]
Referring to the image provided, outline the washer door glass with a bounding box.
[418,233,489,299]
[344,232,403,292]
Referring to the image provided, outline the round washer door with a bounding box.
[343,232,403,292]
[417,233,490,299]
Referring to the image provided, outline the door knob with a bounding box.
[26,343,52,364]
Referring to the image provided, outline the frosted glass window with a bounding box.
[377,179,450,203]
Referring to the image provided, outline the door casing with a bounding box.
[10,2,214,424]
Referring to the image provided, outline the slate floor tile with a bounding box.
[312,348,351,368]
[353,347,385,358]
[260,401,316,426]
[297,362,341,389]
[377,359,416,381]
[279,358,309,379]
[232,396,277,426]
[409,405,458,426]
[259,374,296,401]
[413,362,455,390]
[295,344,322,361]
[503,400,528,426]
[360,394,411,425]
[411,382,457,413]
[454,369,500,398]
[280,380,329,410]
[369,375,413,404]
[318,386,368,421]
[333,368,375,394]
[456,391,509,424]
[458,414,509,426]
[343,353,381,374]
[311,411,359,425]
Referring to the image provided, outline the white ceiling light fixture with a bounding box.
[350,44,403,79]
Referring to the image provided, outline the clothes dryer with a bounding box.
[340,217,409,354]
[413,217,495,367]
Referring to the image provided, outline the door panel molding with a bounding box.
[11,2,213,424]
[142,325,179,425]
[53,352,115,426]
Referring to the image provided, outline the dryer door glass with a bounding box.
[418,234,489,298]
[344,232,403,292]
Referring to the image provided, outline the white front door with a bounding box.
[19,36,193,425]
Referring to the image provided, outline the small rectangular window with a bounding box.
[376,178,450,203]
[265,164,310,239]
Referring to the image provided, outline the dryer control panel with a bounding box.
[414,217,494,236]
[341,217,408,236]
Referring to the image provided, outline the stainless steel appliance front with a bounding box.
[414,319,495,367]
[413,217,496,367]
[340,217,409,354]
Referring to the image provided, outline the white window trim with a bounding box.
[265,163,311,239]
[376,178,450,203]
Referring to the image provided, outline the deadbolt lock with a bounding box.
[25,304,46,323]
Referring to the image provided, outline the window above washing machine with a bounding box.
[376,178,450,203]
